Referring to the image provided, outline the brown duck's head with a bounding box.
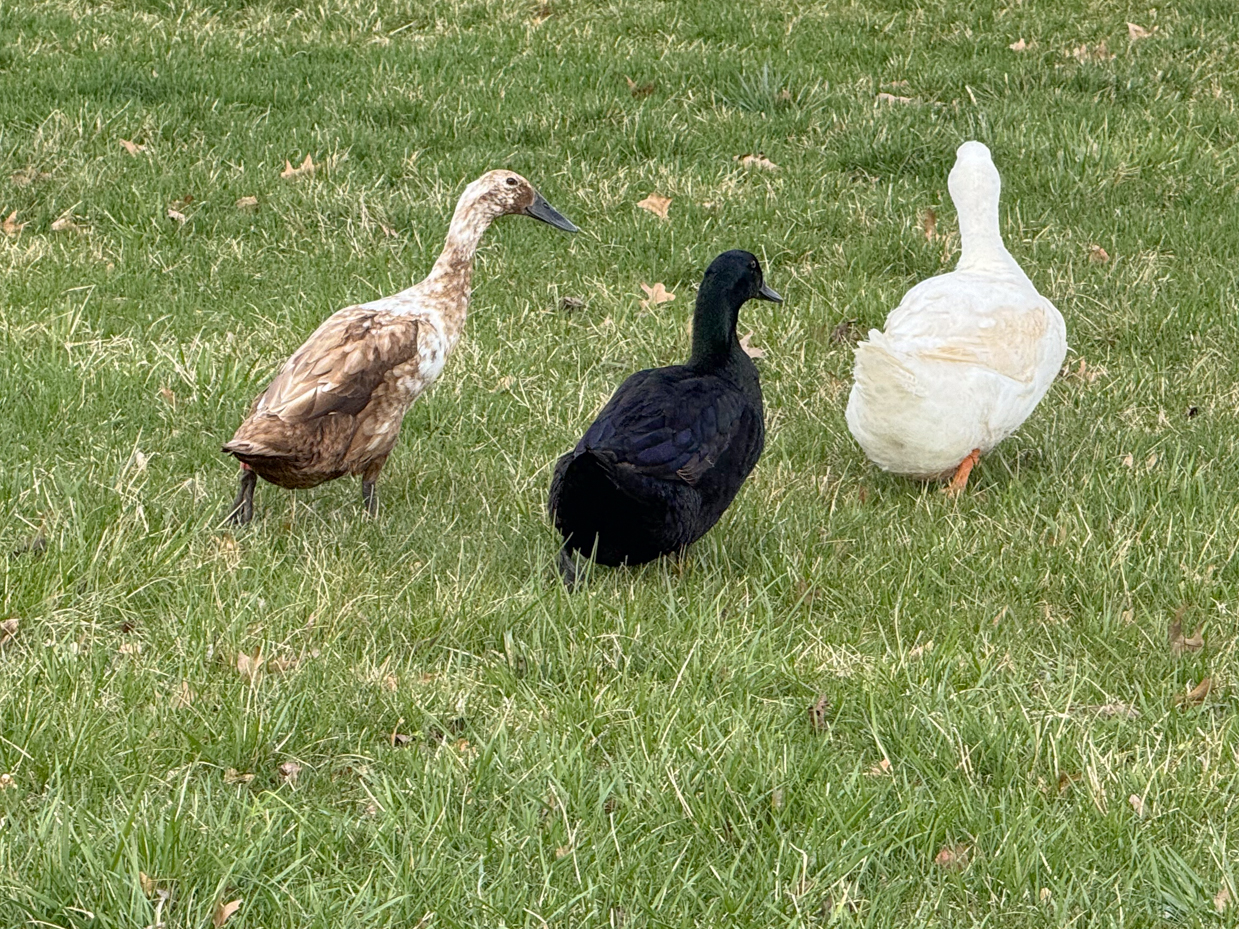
[466,170,579,232]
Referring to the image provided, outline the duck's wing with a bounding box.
[581,369,757,486]
[256,307,421,423]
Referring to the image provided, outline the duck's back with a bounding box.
[846,269,1066,478]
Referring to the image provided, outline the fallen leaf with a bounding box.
[170,680,195,708]
[382,673,398,692]
[281,154,316,180]
[639,282,675,309]
[1091,702,1139,719]
[1059,357,1103,384]
[876,92,914,104]
[167,207,187,224]
[278,761,302,784]
[739,331,765,359]
[809,694,830,732]
[119,641,142,656]
[1071,41,1114,62]
[1215,885,1232,914]
[736,153,780,171]
[213,898,242,928]
[531,4,553,25]
[1009,38,1028,51]
[1127,22,1152,40]
[1169,607,1204,657]
[0,773,14,789]
[909,640,935,659]
[1128,793,1145,817]
[1056,772,1080,795]
[555,844,572,858]
[867,757,892,776]
[1040,887,1052,903]
[624,76,655,98]
[636,193,671,219]
[236,648,264,684]
[1175,677,1212,707]
[934,844,970,870]
[0,617,17,647]
[919,208,937,241]
[391,732,412,746]
[1120,453,1135,468]
[829,319,860,344]
[268,655,297,674]
[2,211,24,236]
[11,169,51,187]
[223,768,254,785]
[158,386,176,406]
[119,139,145,156]
[1145,452,1159,469]
[558,296,585,312]
[51,215,85,233]
[139,872,157,897]
[1088,244,1110,263]
[235,195,259,210]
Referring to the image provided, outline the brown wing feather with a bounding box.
[257,307,421,423]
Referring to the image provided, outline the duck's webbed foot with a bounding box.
[943,448,982,498]
[227,467,257,526]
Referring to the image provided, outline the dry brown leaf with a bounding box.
[909,640,935,659]
[558,296,585,312]
[639,282,675,309]
[1039,887,1052,903]
[51,215,84,233]
[0,773,14,790]
[1120,453,1135,469]
[1009,38,1028,51]
[213,898,242,928]
[736,153,780,171]
[876,92,914,104]
[281,154,316,180]
[867,757,892,776]
[739,331,765,359]
[1091,702,1139,719]
[921,208,937,241]
[235,196,259,210]
[1128,794,1145,817]
[170,680,195,708]
[236,648,264,684]
[1175,677,1212,707]
[555,844,572,859]
[1072,41,1114,62]
[1056,772,1080,795]
[1215,884,1232,914]
[167,208,187,224]
[1169,607,1204,657]
[829,319,860,344]
[0,617,18,647]
[268,655,297,675]
[1088,244,1110,263]
[636,193,671,218]
[223,768,254,785]
[809,694,830,732]
[391,732,412,746]
[2,211,24,236]
[139,872,157,897]
[934,844,970,870]
[624,76,655,98]
[119,139,146,156]
[278,761,302,784]
[11,169,50,187]
[158,386,176,406]
[119,641,142,656]
[1127,22,1152,40]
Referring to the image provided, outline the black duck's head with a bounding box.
[691,250,782,368]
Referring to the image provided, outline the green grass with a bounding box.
[2,0,1239,925]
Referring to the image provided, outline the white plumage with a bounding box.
[845,141,1067,490]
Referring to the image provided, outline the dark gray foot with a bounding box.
[557,548,579,591]
[227,470,257,526]
[362,480,378,517]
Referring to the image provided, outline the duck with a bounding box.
[223,169,578,524]
[845,141,1067,494]
[548,250,781,585]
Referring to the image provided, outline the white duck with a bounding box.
[845,140,1067,494]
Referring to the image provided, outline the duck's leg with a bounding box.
[943,448,982,497]
[557,546,579,592]
[227,465,257,526]
[361,457,387,517]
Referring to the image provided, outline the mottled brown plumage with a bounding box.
[222,169,577,524]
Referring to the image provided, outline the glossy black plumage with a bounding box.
[549,250,781,575]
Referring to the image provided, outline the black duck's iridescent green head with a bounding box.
[690,250,782,369]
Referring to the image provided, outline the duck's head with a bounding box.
[464,170,579,232]
[699,250,783,311]
[948,141,1001,215]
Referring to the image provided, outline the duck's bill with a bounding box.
[757,282,783,303]
[525,192,579,232]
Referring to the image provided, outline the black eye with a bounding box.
[750,260,757,270]
[506,177,518,187]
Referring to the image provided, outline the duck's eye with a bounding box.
[506,177,518,187]
[750,260,757,270]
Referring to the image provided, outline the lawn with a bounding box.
[2,0,1239,925]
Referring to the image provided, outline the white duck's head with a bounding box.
[947,141,1013,271]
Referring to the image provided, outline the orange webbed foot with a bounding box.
[942,448,981,498]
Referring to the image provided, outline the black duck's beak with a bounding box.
[524,191,579,233]
[757,281,783,303]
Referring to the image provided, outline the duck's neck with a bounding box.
[688,287,743,372]
[420,196,496,343]
[955,195,1023,277]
